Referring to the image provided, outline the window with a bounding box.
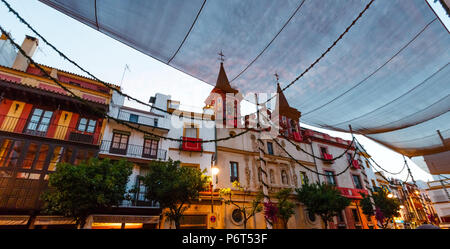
[3,140,23,168]
[320,147,328,157]
[77,118,97,133]
[73,150,86,165]
[62,147,73,163]
[371,179,377,190]
[352,209,361,228]
[308,211,316,222]
[337,211,346,229]
[48,146,63,171]
[230,162,238,182]
[267,142,274,155]
[184,125,198,138]
[300,171,308,185]
[34,144,49,170]
[26,108,53,134]
[281,170,289,185]
[324,171,336,186]
[232,209,243,224]
[290,119,297,133]
[346,153,353,164]
[352,175,363,189]
[0,139,14,167]
[143,139,158,158]
[129,114,139,123]
[337,211,345,223]
[134,178,153,206]
[22,143,38,169]
[110,132,129,154]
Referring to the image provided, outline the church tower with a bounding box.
[204,56,242,128]
[273,82,302,141]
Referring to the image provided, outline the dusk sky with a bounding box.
[1,0,449,182]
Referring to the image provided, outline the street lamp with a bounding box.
[387,193,393,198]
[211,166,219,214]
[212,167,219,176]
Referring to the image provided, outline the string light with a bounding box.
[0,26,253,144]
[261,0,375,106]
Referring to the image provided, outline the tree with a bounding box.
[274,188,296,229]
[41,158,132,228]
[140,159,210,229]
[371,191,401,229]
[360,193,375,224]
[295,182,350,229]
[219,181,263,229]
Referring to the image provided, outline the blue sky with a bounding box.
[1,0,448,182]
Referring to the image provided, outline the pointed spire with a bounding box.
[214,61,238,94]
[275,82,301,121]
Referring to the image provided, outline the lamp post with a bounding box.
[211,166,219,213]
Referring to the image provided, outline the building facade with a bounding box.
[0,35,116,228]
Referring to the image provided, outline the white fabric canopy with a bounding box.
[39,0,450,160]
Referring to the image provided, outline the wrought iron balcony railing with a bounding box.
[0,114,100,145]
[99,140,167,161]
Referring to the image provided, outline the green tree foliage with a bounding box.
[41,158,132,228]
[219,181,263,229]
[295,182,350,229]
[360,193,375,217]
[141,159,210,229]
[274,188,296,229]
[371,191,401,229]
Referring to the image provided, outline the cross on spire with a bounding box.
[274,72,279,83]
[218,50,225,63]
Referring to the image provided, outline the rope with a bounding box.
[303,17,437,117]
[230,0,307,83]
[261,0,375,106]
[355,137,407,175]
[260,114,357,161]
[0,26,252,144]
[272,136,359,177]
[0,0,251,122]
[167,0,207,63]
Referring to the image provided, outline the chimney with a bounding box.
[12,35,39,71]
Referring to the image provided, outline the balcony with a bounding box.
[100,140,167,160]
[338,187,369,199]
[0,114,99,145]
[304,130,315,137]
[351,160,361,169]
[117,109,169,130]
[181,137,203,152]
[322,153,334,163]
[292,131,303,142]
[118,109,158,126]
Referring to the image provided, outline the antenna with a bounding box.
[120,64,130,88]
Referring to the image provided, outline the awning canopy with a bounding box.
[0,215,29,225]
[39,0,449,159]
